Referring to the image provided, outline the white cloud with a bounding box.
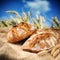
[26,0,50,16]
[27,1,50,12]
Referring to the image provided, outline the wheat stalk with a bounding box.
[51,17,60,28]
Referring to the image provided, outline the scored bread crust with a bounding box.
[22,28,60,53]
[7,22,36,43]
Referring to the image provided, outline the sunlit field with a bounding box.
[0,0,60,60]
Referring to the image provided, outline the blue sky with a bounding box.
[0,0,60,25]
